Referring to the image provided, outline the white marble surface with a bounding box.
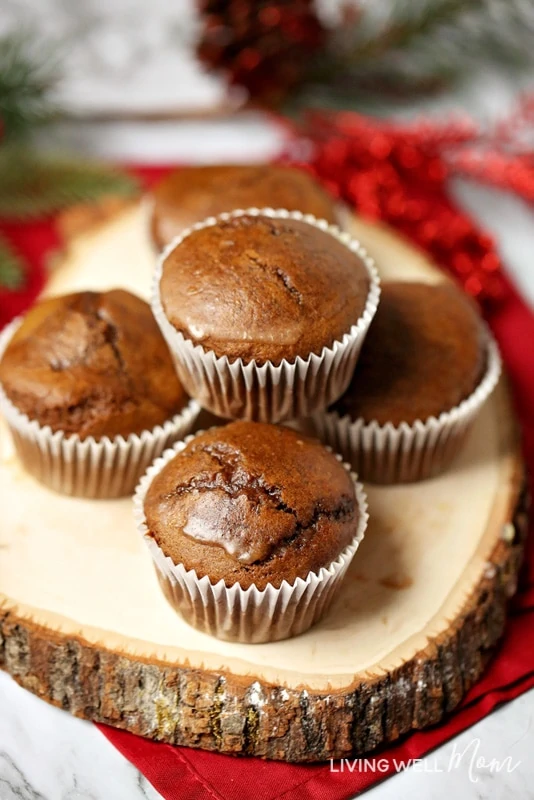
[1,29,534,799]
[0,672,160,800]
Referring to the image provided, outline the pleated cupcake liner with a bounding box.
[151,208,381,424]
[0,318,201,499]
[133,430,368,643]
[308,331,502,485]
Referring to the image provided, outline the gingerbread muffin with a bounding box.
[332,281,486,426]
[149,164,339,250]
[136,422,367,642]
[153,209,380,422]
[0,290,187,438]
[0,290,199,497]
[312,281,501,484]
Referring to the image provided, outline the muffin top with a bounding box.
[332,281,486,426]
[150,164,338,250]
[143,421,359,590]
[0,290,188,439]
[159,213,371,365]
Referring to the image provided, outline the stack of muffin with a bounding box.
[0,165,501,644]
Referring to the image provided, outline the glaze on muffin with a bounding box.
[143,421,359,590]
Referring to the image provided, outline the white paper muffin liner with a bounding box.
[133,430,368,643]
[0,318,201,498]
[151,208,381,423]
[308,331,502,485]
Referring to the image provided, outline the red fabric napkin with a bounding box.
[1,167,533,800]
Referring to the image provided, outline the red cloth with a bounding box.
[0,217,60,328]
[1,167,533,800]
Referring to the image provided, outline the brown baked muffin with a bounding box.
[150,164,338,250]
[0,290,188,439]
[332,281,486,426]
[159,213,371,366]
[143,421,359,590]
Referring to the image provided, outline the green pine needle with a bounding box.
[0,30,60,141]
[0,236,25,290]
[0,149,139,219]
[300,0,534,104]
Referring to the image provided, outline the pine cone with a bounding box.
[197,0,326,105]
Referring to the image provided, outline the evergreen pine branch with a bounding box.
[304,0,534,101]
[0,30,60,141]
[0,236,25,290]
[0,149,139,219]
[337,0,473,67]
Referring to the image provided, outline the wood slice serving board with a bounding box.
[0,203,527,762]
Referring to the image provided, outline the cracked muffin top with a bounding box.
[332,281,486,426]
[159,214,370,365]
[149,164,339,250]
[0,290,188,439]
[143,421,359,590]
